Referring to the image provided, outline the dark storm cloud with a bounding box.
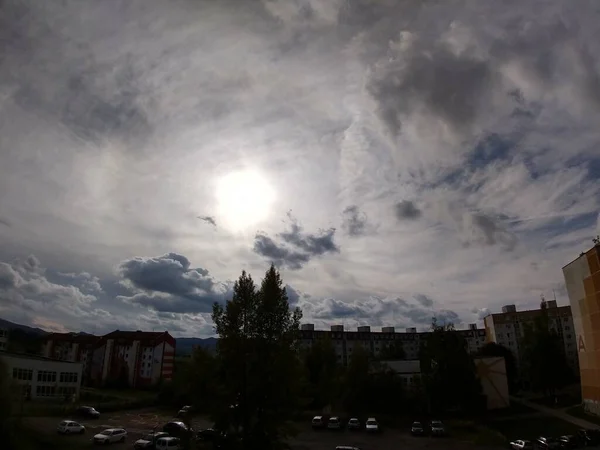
[118,253,231,312]
[308,295,462,328]
[368,43,492,137]
[253,217,340,270]
[0,218,11,228]
[198,216,217,227]
[395,200,422,220]
[285,284,301,307]
[341,205,368,236]
[413,293,434,307]
[468,212,518,251]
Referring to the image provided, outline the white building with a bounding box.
[300,324,487,366]
[483,301,578,371]
[0,328,8,351]
[1,352,83,400]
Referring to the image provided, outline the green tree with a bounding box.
[421,319,483,413]
[0,358,12,435]
[341,344,371,415]
[477,342,519,393]
[212,265,302,450]
[520,313,572,395]
[378,340,406,360]
[302,337,340,410]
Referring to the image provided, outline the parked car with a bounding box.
[163,421,191,438]
[577,430,600,447]
[92,428,127,445]
[347,418,361,431]
[328,417,342,430]
[156,437,181,450]
[430,420,446,437]
[411,421,425,436]
[335,447,362,450]
[176,405,193,418]
[537,437,561,450]
[76,406,100,419]
[510,440,534,450]
[559,436,580,449]
[365,417,380,433]
[57,420,85,434]
[196,428,220,442]
[134,432,170,450]
[312,416,326,429]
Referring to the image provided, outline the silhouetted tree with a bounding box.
[212,265,303,450]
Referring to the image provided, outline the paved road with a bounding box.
[510,396,600,430]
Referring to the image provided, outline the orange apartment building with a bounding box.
[563,243,600,417]
[44,330,175,388]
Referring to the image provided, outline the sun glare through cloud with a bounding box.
[216,169,276,233]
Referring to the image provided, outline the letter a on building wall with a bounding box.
[578,335,586,352]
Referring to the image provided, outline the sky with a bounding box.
[0,0,599,337]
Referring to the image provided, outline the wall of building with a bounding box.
[1,353,83,400]
[475,357,509,410]
[0,328,8,351]
[161,342,174,382]
[564,245,600,416]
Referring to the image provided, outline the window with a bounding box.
[37,371,57,383]
[36,385,56,397]
[59,372,78,383]
[506,333,511,338]
[565,326,570,330]
[566,334,572,339]
[12,368,33,381]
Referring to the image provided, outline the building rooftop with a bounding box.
[0,350,83,364]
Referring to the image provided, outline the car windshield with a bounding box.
[100,430,112,435]
[349,419,358,423]
[366,420,377,425]
[413,422,422,427]
[60,421,68,426]
[432,421,442,426]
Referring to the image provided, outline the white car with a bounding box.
[336,447,361,450]
[57,420,85,434]
[134,432,169,449]
[365,417,379,433]
[328,416,342,430]
[156,437,181,450]
[93,428,127,445]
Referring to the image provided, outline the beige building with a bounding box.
[0,352,83,400]
[300,324,487,366]
[563,243,600,416]
[483,302,579,371]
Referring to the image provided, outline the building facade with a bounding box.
[483,302,578,372]
[44,330,175,388]
[563,243,600,416]
[0,328,7,351]
[1,352,83,400]
[299,323,487,366]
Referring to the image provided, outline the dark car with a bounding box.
[411,421,425,436]
[537,437,561,450]
[176,405,193,418]
[430,420,446,437]
[75,406,100,419]
[134,432,170,450]
[510,439,534,450]
[559,435,580,449]
[163,421,192,438]
[197,428,221,442]
[578,430,600,447]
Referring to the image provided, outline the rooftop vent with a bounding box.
[382,326,395,333]
[357,326,371,332]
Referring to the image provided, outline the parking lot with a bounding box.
[25,408,505,450]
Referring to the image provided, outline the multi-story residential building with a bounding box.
[483,301,579,371]
[299,323,487,366]
[563,243,600,417]
[44,333,100,385]
[44,330,175,388]
[0,328,8,351]
[0,351,83,400]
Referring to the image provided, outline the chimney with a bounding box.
[357,326,371,332]
[382,327,395,333]
[469,323,477,330]
[501,305,516,313]
[300,324,315,331]
[330,325,344,332]
[406,327,417,333]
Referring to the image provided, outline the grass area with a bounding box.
[488,416,580,441]
[80,387,157,401]
[566,405,600,426]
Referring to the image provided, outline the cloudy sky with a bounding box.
[1,0,599,337]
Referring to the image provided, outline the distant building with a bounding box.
[0,351,83,401]
[299,324,487,366]
[43,330,175,388]
[563,243,600,417]
[0,328,8,352]
[483,302,578,371]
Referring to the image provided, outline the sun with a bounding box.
[216,169,276,232]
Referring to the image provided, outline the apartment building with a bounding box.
[483,301,579,371]
[299,323,487,366]
[44,330,175,388]
[0,351,83,400]
[0,328,8,351]
[563,243,600,417]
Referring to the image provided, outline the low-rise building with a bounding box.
[300,323,487,366]
[0,351,83,400]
